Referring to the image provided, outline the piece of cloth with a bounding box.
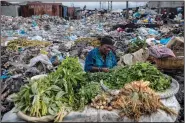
[84,48,117,72]
[149,46,176,58]
[3,95,180,122]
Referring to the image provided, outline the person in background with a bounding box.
[162,12,168,24]
[169,12,175,19]
[84,37,117,72]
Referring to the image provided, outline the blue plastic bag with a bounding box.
[50,54,64,64]
[160,37,171,45]
[148,28,159,35]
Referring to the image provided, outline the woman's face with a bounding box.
[100,44,113,55]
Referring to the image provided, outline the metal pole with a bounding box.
[111,1,112,11]
[126,1,129,19]
[108,1,109,11]
[157,1,160,14]
[100,2,101,10]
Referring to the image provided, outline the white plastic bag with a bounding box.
[28,54,52,67]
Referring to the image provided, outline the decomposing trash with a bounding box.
[7,38,51,51]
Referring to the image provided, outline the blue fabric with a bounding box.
[84,48,117,72]
[133,12,141,18]
[160,37,171,45]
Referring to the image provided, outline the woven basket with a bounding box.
[156,78,179,99]
[154,56,184,70]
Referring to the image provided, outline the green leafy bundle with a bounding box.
[14,57,101,121]
[86,62,171,92]
[127,38,147,53]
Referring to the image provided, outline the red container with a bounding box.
[68,7,75,19]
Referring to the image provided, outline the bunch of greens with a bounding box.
[86,62,171,92]
[14,57,101,122]
[127,38,147,53]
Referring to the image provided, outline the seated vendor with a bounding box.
[84,37,117,72]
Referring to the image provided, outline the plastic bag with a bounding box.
[138,27,148,36]
[160,37,172,45]
[31,36,43,41]
[148,28,159,35]
[123,48,149,65]
[28,54,52,67]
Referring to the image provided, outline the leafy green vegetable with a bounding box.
[14,57,101,120]
[86,62,171,92]
[127,38,147,53]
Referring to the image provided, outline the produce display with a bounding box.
[127,38,147,53]
[90,92,113,111]
[86,62,171,92]
[111,80,177,121]
[13,57,101,122]
[7,38,51,51]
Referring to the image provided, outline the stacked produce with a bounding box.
[111,80,177,121]
[13,57,101,122]
[90,92,113,111]
[7,38,51,51]
[86,62,171,92]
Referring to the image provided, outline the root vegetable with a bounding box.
[100,106,104,109]
[112,80,177,121]
[104,106,108,110]
[95,96,98,100]
[90,103,94,107]
[96,106,100,109]
[107,106,113,111]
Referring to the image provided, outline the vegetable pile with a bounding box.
[90,92,113,111]
[111,80,177,121]
[13,57,101,122]
[86,62,171,92]
[127,38,147,53]
[7,38,51,51]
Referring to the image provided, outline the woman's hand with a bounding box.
[101,68,109,72]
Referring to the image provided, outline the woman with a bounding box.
[84,36,117,72]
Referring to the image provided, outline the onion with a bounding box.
[108,106,113,111]
[96,106,100,109]
[100,106,104,109]
[103,101,106,105]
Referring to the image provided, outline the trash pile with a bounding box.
[1,7,184,122]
